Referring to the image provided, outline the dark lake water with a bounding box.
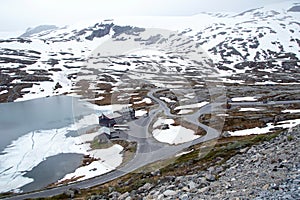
[21,153,84,192]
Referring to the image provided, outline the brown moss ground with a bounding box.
[200,103,300,132]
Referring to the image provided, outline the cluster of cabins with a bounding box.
[97,107,135,144]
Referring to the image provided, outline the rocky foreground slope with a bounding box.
[86,126,299,200]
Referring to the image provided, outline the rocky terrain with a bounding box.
[84,125,299,200]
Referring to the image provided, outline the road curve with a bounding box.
[4,89,221,200]
[5,91,299,200]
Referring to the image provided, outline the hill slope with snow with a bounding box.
[0,1,299,102]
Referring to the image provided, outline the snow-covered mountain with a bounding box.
[0,1,299,102]
[20,25,58,38]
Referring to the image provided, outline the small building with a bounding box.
[98,107,136,127]
[99,112,123,127]
[97,134,110,144]
[118,107,136,120]
[97,127,111,144]
[99,126,111,136]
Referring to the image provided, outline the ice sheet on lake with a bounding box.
[0,113,123,193]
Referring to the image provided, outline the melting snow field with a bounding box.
[59,144,123,182]
[0,113,123,193]
[175,102,209,110]
[152,118,199,145]
[228,119,300,136]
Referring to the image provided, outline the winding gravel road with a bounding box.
[4,91,300,200]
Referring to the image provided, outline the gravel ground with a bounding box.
[92,125,300,200]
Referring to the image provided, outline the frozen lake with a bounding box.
[0,96,97,193]
[0,95,94,152]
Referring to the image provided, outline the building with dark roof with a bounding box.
[97,127,111,144]
[98,107,135,127]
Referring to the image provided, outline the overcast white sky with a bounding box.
[0,0,294,32]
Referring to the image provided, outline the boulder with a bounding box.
[163,189,177,196]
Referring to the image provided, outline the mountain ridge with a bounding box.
[19,25,58,38]
[0,1,299,102]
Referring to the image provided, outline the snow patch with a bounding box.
[153,125,199,145]
[135,110,148,117]
[175,102,209,110]
[177,109,193,115]
[282,109,300,113]
[239,108,263,112]
[152,117,199,145]
[134,98,152,104]
[231,97,257,102]
[0,90,8,95]
[59,144,123,182]
[160,97,176,103]
[175,149,194,157]
[228,119,300,136]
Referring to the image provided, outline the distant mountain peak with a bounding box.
[20,25,58,38]
[288,5,300,12]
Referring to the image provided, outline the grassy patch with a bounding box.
[287,135,294,141]
[90,139,113,149]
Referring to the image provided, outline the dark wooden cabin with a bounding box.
[99,113,122,127]
[98,107,136,127]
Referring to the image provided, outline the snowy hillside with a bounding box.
[0,1,299,102]
[20,25,58,38]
